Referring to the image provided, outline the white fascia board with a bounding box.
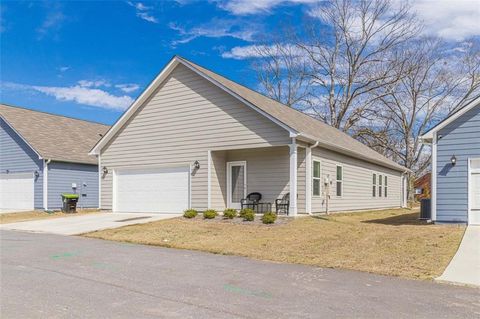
[1,116,43,159]
[421,96,480,140]
[89,58,181,155]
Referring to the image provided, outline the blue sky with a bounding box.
[1,0,479,125]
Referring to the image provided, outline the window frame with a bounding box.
[312,159,322,197]
[384,175,388,197]
[335,164,343,197]
[372,173,377,197]
[378,174,383,197]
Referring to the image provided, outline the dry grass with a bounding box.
[0,209,100,224]
[85,208,465,280]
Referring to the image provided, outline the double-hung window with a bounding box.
[378,174,383,197]
[336,165,343,197]
[313,160,321,196]
[384,176,388,197]
[372,173,377,197]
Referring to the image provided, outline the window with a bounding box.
[378,174,382,197]
[372,173,376,197]
[336,165,343,197]
[414,188,423,195]
[313,160,321,196]
[384,176,388,197]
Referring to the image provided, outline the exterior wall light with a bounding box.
[193,161,200,170]
[34,171,40,178]
[102,166,109,175]
[450,155,457,166]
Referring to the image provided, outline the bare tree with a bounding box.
[357,38,480,202]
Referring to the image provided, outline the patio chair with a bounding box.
[240,192,262,211]
[275,192,290,215]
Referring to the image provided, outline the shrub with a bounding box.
[261,212,277,224]
[183,209,198,218]
[242,209,255,221]
[239,208,254,218]
[203,209,218,219]
[223,208,237,219]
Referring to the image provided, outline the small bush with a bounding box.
[242,209,255,221]
[203,209,218,219]
[261,212,277,224]
[223,208,237,219]
[239,208,254,218]
[183,209,198,218]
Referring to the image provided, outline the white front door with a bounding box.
[469,158,480,225]
[0,173,35,211]
[227,161,246,209]
[114,166,190,213]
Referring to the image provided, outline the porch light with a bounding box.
[193,161,200,170]
[102,166,109,175]
[450,155,457,166]
[34,171,40,178]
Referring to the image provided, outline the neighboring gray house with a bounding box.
[0,104,109,211]
[90,56,408,215]
[421,97,480,225]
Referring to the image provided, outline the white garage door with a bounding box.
[0,173,34,211]
[114,166,190,213]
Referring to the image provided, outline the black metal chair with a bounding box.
[241,192,262,211]
[275,192,290,215]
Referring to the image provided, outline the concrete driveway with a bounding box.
[1,230,479,318]
[0,212,180,235]
[437,225,480,287]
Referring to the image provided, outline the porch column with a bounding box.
[289,138,298,216]
[305,147,312,214]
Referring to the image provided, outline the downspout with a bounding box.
[306,141,319,215]
[43,159,51,210]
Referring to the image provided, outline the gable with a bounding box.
[101,64,291,155]
[439,104,480,139]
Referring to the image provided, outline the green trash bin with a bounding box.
[61,193,79,213]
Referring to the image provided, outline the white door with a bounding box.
[227,161,246,209]
[469,159,480,225]
[0,173,34,211]
[114,166,189,213]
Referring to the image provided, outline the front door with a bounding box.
[227,161,246,209]
[469,158,480,225]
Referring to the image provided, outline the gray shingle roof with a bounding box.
[179,57,407,172]
[1,104,109,165]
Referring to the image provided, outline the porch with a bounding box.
[207,144,307,215]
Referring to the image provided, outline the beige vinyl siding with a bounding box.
[210,150,227,210]
[225,147,290,210]
[101,64,290,210]
[311,146,402,213]
[297,147,306,213]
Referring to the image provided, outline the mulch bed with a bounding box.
[184,214,292,226]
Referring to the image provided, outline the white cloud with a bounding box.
[2,81,133,111]
[115,83,140,93]
[36,5,66,39]
[411,0,480,40]
[77,79,110,88]
[169,18,258,45]
[57,66,70,72]
[215,0,317,15]
[127,1,158,23]
[221,43,302,59]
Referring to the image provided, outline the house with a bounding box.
[414,173,431,201]
[421,96,480,225]
[90,56,408,215]
[0,104,109,211]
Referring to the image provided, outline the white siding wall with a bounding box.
[101,64,290,210]
[311,146,402,212]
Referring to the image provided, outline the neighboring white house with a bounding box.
[421,96,480,225]
[90,56,408,215]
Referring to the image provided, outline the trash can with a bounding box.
[61,193,79,213]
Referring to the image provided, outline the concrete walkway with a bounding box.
[437,225,480,287]
[0,212,180,235]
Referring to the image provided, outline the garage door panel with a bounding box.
[114,167,189,213]
[0,173,34,211]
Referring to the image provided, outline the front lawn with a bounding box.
[0,209,100,224]
[84,208,465,280]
